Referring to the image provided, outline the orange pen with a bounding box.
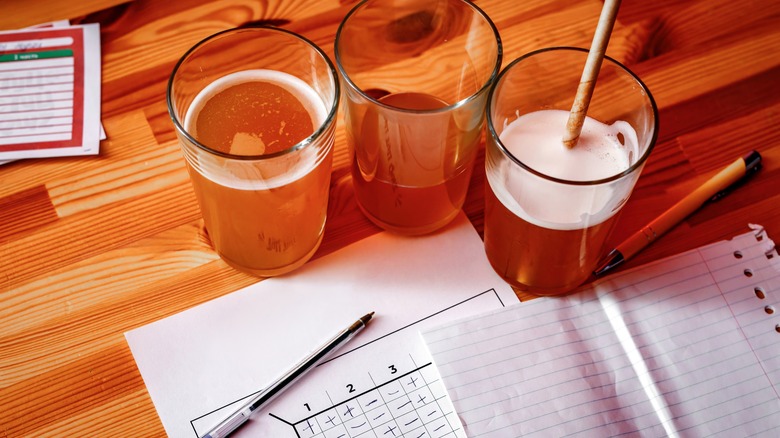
[594,150,762,276]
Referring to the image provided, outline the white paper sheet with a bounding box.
[126,213,518,438]
[422,227,780,437]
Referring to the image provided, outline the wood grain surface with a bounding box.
[1,0,779,436]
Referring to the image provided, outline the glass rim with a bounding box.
[334,0,503,115]
[166,26,340,161]
[486,46,659,186]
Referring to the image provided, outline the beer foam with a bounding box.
[490,109,639,230]
[183,69,329,190]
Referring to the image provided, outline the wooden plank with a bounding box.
[635,21,780,114]
[656,65,780,145]
[618,0,699,25]
[0,222,216,386]
[0,111,161,199]
[35,388,165,437]
[0,341,159,437]
[653,0,780,53]
[488,0,655,65]
[47,138,188,218]
[0,0,129,29]
[0,182,201,291]
[0,185,58,244]
[677,102,780,174]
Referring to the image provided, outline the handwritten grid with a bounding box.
[293,363,460,438]
[423,229,780,437]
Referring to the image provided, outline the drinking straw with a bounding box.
[562,0,622,149]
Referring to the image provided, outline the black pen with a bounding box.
[201,312,375,438]
[594,150,762,276]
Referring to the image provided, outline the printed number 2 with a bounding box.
[346,384,355,393]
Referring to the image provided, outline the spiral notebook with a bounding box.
[422,225,780,437]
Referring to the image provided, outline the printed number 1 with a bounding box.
[304,403,311,411]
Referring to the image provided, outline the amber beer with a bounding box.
[350,92,480,234]
[168,28,338,276]
[335,0,502,234]
[182,70,332,276]
[484,183,620,295]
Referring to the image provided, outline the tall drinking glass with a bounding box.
[484,47,658,295]
[335,0,502,235]
[167,28,339,276]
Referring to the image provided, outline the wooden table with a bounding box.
[1,0,778,435]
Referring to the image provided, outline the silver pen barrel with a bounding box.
[200,312,374,438]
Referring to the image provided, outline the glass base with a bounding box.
[487,258,587,297]
[357,203,461,236]
[509,281,584,297]
[218,232,324,277]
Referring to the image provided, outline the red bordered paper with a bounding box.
[0,23,101,160]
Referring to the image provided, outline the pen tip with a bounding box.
[594,250,624,276]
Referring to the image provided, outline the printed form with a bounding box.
[125,213,518,438]
[0,23,101,161]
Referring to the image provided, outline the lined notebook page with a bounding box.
[422,228,780,437]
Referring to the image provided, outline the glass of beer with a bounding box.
[167,28,339,277]
[484,47,658,295]
[335,0,502,235]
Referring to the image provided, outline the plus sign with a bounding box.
[384,424,398,436]
[342,404,355,418]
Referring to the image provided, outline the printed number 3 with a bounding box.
[389,365,397,374]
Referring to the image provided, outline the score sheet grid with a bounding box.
[282,362,456,438]
[189,288,509,438]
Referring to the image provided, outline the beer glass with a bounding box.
[335,0,502,235]
[167,28,339,276]
[484,47,658,295]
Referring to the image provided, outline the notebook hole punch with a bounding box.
[744,269,753,278]
[734,250,743,259]
[765,306,775,315]
[754,287,766,299]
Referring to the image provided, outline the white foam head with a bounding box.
[183,69,328,190]
[490,109,640,230]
